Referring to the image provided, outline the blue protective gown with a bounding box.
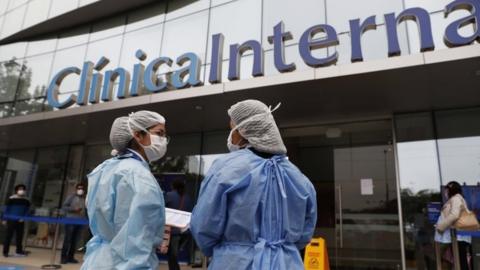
[81,151,165,270]
[190,148,317,270]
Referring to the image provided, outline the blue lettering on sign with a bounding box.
[46,0,480,109]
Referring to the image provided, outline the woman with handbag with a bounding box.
[435,181,476,270]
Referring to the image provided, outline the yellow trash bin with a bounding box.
[304,237,330,270]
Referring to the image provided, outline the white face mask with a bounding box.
[140,133,168,162]
[227,129,242,152]
[17,190,25,196]
[77,189,85,196]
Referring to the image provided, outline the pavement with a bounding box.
[0,246,194,270]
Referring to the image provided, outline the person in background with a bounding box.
[435,181,473,270]
[80,111,167,270]
[2,184,30,257]
[61,183,86,264]
[190,100,317,270]
[166,178,193,270]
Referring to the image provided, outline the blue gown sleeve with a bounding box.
[109,169,165,269]
[190,161,230,257]
[296,182,317,250]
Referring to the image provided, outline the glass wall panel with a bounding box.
[85,35,123,70]
[0,59,22,103]
[17,53,54,99]
[395,112,441,269]
[7,0,28,11]
[0,1,9,15]
[407,10,476,54]
[125,2,166,32]
[49,0,78,19]
[62,145,84,199]
[326,0,404,33]
[89,16,125,42]
[264,44,320,76]
[335,24,410,65]
[0,5,26,39]
[83,144,111,176]
[23,0,51,29]
[435,108,480,186]
[263,0,326,49]
[0,42,27,62]
[57,26,90,50]
[162,11,209,65]
[119,24,163,74]
[26,37,57,57]
[0,149,36,207]
[404,0,450,12]
[49,45,87,94]
[165,0,210,21]
[207,0,261,62]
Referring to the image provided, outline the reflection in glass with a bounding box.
[283,120,401,269]
[395,113,441,269]
[1,5,27,39]
[126,2,166,32]
[17,54,54,99]
[49,0,78,19]
[0,59,23,102]
[23,0,50,29]
[27,146,69,248]
[0,102,13,118]
[12,98,45,116]
[0,149,36,207]
[207,0,261,62]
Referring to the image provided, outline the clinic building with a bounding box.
[0,0,479,269]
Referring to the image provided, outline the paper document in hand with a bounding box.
[165,208,191,229]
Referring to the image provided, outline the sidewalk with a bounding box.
[0,246,193,270]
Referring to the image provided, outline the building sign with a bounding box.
[47,0,480,109]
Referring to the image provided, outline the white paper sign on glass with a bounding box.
[361,178,374,195]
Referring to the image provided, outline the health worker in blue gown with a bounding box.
[81,111,168,270]
[191,99,318,270]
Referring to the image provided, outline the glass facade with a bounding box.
[0,1,479,269]
[0,0,476,118]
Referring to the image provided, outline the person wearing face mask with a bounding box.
[80,110,167,270]
[60,183,86,264]
[190,99,318,270]
[2,184,30,257]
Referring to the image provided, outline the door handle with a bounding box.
[336,185,344,249]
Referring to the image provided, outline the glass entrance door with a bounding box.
[283,120,402,270]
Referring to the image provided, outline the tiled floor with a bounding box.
[0,246,194,270]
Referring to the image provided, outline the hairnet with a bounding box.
[109,110,166,153]
[228,99,286,155]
